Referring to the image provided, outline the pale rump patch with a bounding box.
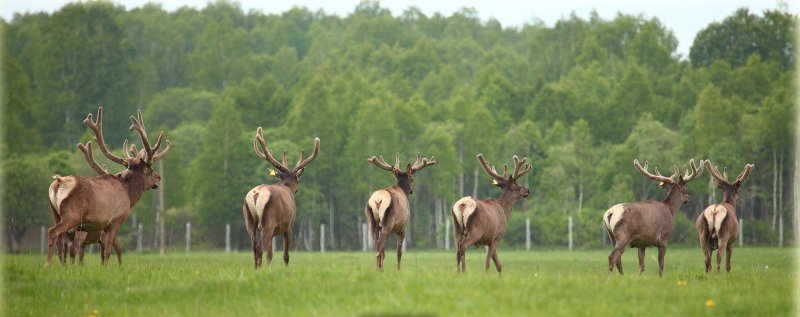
[49,176,77,214]
[246,187,271,229]
[603,204,626,233]
[452,197,477,230]
[368,190,392,227]
[703,205,727,238]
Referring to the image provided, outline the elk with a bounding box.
[46,107,171,266]
[452,154,530,273]
[365,153,436,271]
[696,160,754,273]
[603,159,703,277]
[243,127,319,269]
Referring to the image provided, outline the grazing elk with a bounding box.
[603,159,703,277]
[452,154,530,273]
[697,160,754,273]
[46,107,171,266]
[365,153,436,271]
[243,127,319,269]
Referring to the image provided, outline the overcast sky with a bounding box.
[1,0,795,58]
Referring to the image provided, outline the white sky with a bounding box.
[1,0,796,58]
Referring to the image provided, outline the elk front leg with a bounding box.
[637,247,646,276]
[283,230,291,266]
[71,231,87,265]
[396,231,405,270]
[657,243,667,277]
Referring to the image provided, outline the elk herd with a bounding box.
[45,106,755,277]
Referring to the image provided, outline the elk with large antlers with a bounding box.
[452,154,530,273]
[603,159,703,276]
[46,107,171,266]
[697,160,754,273]
[243,127,319,269]
[365,153,436,271]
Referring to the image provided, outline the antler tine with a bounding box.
[367,155,396,172]
[681,159,704,182]
[723,167,729,180]
[410,154,436,173]
[77,142,109,175]
[129,111,153,162]
[152,140,172,162]
[84,107,126,165]
[633,159,674,184]
[293,137,320,172]
[253,127,289,172]
[477,154,507,181]
[704,160,728,184]
[517,163,532,179]
[511,155,528,179]
[282,150,288,167]
[734,163,755,185]
[394,154,400,171]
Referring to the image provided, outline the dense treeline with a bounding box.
[1,1,795,252]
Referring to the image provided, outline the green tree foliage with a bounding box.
[2,3,794,250]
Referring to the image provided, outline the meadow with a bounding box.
[3,247,795,316]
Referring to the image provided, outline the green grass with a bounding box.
[3,247,795,316]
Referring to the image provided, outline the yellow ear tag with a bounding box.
[492,179,498,185]
[269,169,278,177]
[659,181,665,187]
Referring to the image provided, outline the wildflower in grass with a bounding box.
[705,299,715,308]
[675,280,688,286]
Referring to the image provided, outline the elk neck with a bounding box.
[395,176,413,196]
[121,172,147,208]
[662,186,684,217]
[496,189,520,217]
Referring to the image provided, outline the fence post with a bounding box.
[362,223,368,252]
[137,223,143,252]
[445,220,450,251]
[225,224,231,253]
[320,224,326,253]
[185,222,191,252]
[526,218,531,251]
[568,216,573,252]
[739,218,743,247]
[40,226,45,255]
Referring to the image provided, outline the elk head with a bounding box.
[477,154,531,199]
[367,153,436,194]
[253,127,320,193]
[704,160,754,204]
[83,107,172,190]
[633,159,703,204]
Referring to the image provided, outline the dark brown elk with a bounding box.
[46,107,171,266]
[63,142,123,265]
[243,127,319,269]
[696,160,753,273]
[365,153,436,271]
[603,159,702,277]
[452,154,530,273]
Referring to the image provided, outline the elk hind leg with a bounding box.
[45,217,80,267]
[725,243,733,273]
[283,230,291,266]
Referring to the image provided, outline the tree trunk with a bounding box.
[473,167,479,198]
[159,160,166,255]
[578,167,583,213]
[459,142,464,197]
[772,148,777,229]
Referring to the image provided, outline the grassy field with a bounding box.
[3,247,795,316]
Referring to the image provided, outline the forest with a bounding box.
[1,1,795,253]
